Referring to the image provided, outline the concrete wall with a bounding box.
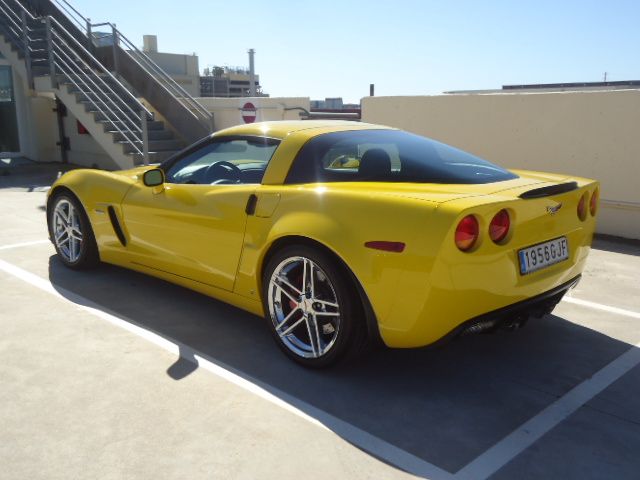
[196,97,311,131]
[29,91,113,168]
[361,90,640,240]
[62,108,114,169]
[2,35,114,167]
[30,95,61,163]
[147,51,200,97]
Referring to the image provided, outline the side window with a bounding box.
[285,130,517,184]
[165,137,279,185]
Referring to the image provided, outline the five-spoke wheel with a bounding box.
[48,193,99,269]
[52,198,84,263]
[263,245,364,367]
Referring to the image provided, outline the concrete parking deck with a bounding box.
[1,167,639,479]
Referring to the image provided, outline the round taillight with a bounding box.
[577,192,588,221]
[489,209,510,243]
[455,215,479,251]
[590,188,599,216]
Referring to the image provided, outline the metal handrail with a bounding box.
[47,17,148,158]
[89,21,212,123]
[50,0,87,31]
[52,50,142,154]
[47,16,152,119]
[3,0,35,20]
[0,0,37,87]
[0,2,151,163]
[51,40,141,136]
[0,0,26,43]
[46,0,213,132]
[51,40,142,152]
[0,16,24,48]
[51,30,146,126]
[115,30,211,119]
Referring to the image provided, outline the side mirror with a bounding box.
[143,168,165,187]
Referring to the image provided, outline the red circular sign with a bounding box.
[241,102,257,123]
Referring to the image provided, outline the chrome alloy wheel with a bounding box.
[52,199,83,263]
[268,256,341,359]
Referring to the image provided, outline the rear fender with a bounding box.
[234,187,446,346]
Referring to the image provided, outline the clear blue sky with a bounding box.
[71,0,639,103]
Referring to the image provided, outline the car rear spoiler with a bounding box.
[519,181,578,199]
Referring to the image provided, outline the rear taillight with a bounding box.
[590,188,599,216]
[577,192,588,221]
[455,215,479,251]
[489,209,510,243]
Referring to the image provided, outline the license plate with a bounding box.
[518,237,569,275]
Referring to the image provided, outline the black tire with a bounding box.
[262,244,366,368]
[48,192,100,269]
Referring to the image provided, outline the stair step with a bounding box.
[96,115,141,127]
[66,84,128,97]
[76,94,144,114]
[91,111,151,124]
[99,119,165,131]
[111,129,175,142]
[62,75,121,86]
[83,101,147,117]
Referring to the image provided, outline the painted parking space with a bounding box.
[1,189,639,479]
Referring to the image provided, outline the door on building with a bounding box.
[0,65,20,155]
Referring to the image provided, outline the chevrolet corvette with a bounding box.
[47,121,599,367]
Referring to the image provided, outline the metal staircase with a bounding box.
[0,0,214,168]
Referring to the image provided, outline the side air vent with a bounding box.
[107,206,127,246]
[519,182,578,199]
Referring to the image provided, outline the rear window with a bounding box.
[285,130,518,184]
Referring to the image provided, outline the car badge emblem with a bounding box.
[546,203,562,215]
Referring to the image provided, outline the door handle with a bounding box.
[245,194,258,215]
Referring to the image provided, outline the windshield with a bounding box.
[285,129,518,184]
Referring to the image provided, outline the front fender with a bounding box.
[48,168,144,252]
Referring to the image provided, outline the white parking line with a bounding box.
[456,342,640,479]
[0,258,452,480]
[563,296,640,320]
[2,243,640,480]
[0,239,50,251]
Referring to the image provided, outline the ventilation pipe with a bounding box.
[248,48,256,96]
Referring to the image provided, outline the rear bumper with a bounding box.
[448,274,580,339]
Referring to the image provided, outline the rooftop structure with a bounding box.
[140,35,200,97]
[446,80,640,95]
[200,65,265,98]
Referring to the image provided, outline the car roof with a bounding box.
[214,120,395,140]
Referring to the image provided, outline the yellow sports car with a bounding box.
[47,121,599,367]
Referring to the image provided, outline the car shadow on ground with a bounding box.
[47,255,637,475]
